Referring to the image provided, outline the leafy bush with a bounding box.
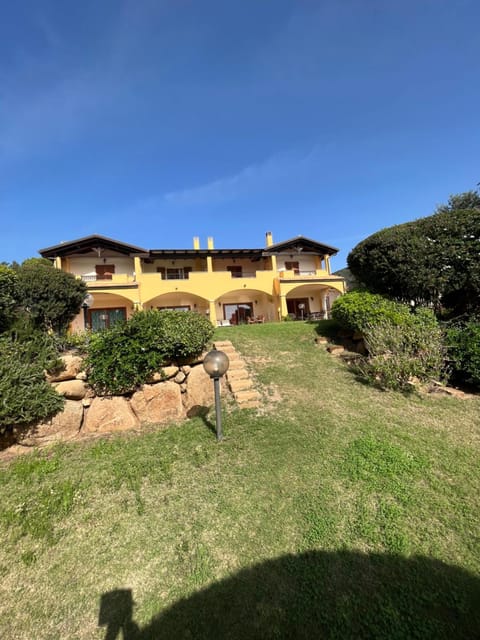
[58,329,92,354]
[446,321,480,388]
[86,310,214,395]
[16,258,87,333]
[8,315,63,371]
[331,291,412,333]
[0,332,65,434]
[0,265,18,332]
[356,319,446,391]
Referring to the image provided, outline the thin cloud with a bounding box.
[164,147,323,206]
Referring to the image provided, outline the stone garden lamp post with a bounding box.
[203,349,230,442]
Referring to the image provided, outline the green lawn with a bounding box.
[1,322,479,639]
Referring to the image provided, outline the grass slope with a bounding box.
[0,322,479,639]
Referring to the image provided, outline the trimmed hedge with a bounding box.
[85,310,214,395]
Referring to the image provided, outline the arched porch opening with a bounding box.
[284,284,337,320]
[72,292,136,332]
[145,292,210,317]
[216,289,275,325]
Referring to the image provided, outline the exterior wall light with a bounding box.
[82,294,94,329]
[203,349,230,442]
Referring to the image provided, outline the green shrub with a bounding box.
[357,319,446,391]
[0,333,65,434]
[331,291,411,333]
[86,310,214,395]
[0,265,18,332]
[446,321,480,388]
[8,315,63,371]
[58,329,92,354]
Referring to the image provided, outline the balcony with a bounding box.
[79,274,137,287]
[278,269,330,280]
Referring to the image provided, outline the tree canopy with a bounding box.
[434,190,480,214]
[347,192,480,318]
[15,259,87,333]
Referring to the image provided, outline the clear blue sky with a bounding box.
[1,0,479,270]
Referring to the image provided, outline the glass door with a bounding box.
[90,308,126,331]
[223,303,253,325]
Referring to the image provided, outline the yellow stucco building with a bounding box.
[39,232,346,331]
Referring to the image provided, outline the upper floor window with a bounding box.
[156,267,192,279]
[227,265,243,278]
[95,265,115,280]
[284,261,299,274]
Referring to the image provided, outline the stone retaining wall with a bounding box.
[13,352,221,449]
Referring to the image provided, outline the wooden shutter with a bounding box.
[95,265,115,280]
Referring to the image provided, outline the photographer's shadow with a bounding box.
[99,589,140,640]
[99,550,480,639]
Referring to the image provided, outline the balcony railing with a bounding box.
[80,274,136,284]
[81,275,103,282]
[155,270,259,280]
[278,269,328,279]
[226,271,257,278]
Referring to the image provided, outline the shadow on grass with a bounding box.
[185,405,217,436]
[310,319,341,340]
[99,550,480,639]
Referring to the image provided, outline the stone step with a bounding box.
[229,378,254,393]
[227,359,247,370]
[214,341,234,349]
[226,369,250,381]
[327,344,345,354]
[234,389,262,403]
[216,345,236,353]
[212,341,263,409]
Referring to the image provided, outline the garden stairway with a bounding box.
[213,340,262,409]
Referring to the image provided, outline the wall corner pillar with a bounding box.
[208,300,217,326]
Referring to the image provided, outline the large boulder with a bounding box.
[48,354,84,382]
[130,382,184,425]
[183,365,214,417]
[83,396,140,434]
[54,380,88,400]
[18,400,84,446]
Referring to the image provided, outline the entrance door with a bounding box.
[90,308,126,331]
[286,298,310,320]
[223,303,253,325]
